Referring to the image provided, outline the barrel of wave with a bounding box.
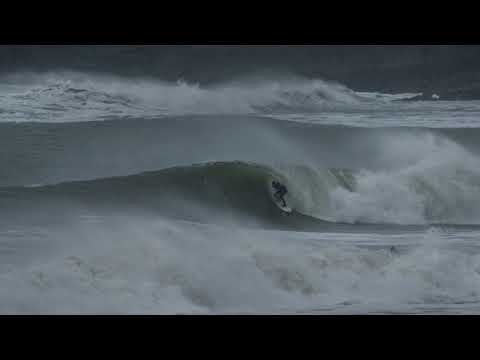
[268,164,356,221]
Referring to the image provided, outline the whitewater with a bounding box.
[2,72,480,314]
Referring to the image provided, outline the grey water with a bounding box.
[1,46,480,314]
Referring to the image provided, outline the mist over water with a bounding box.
[2,67,480,314]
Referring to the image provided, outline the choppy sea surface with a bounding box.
[2,72,480,314]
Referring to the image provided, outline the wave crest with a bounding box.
[0,72,414,122]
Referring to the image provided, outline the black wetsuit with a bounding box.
[272,181,288,207]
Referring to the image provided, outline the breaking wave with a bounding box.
[0,72,420,122]
[4,157,480,227]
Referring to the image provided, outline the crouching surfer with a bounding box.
[272,181,288,207]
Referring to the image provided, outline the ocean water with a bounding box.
[2,72,480,314]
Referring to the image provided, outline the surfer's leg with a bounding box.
[274,191,281,201]
[279,190,287,207]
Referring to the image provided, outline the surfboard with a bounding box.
[275,200,292,213]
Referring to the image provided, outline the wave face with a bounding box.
[4,153,480,227]
[1,161,327,231]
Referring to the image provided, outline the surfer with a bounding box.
[272,181,288,207]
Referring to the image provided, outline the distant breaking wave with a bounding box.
[0,72,421,123]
